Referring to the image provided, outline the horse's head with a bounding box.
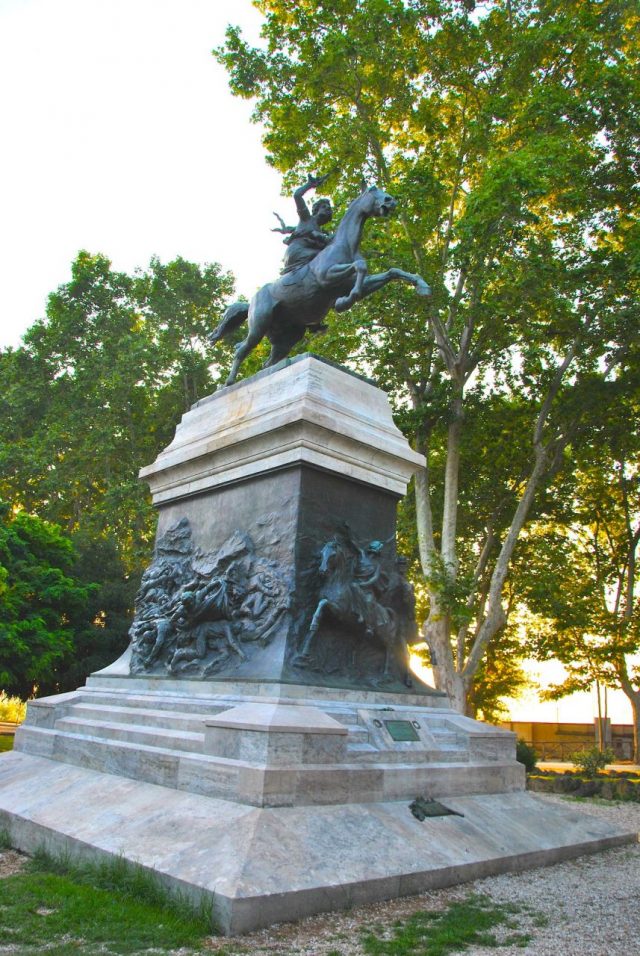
[318,538,341,576]
[359,185,397,219]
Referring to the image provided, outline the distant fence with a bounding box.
[534,741,596,761]
[501,720,635,762]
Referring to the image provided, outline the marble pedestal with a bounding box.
[131,354,428,692]
[1,356,636,934]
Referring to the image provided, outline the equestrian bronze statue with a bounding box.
[209,177,431,386]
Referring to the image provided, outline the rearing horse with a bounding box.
[296,537,399,678]
[209,186,431,386]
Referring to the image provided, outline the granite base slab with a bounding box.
[0,752,635,935]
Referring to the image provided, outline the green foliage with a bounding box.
[516,738,538,774]
[519,376,640,755]
[216,0,640,711]
[0,691,26,723]
[57,532,136,694]
[529,770,640,801]
[571,746,616,777]
[463,620,529,721]
[0,252,236,693]
[0,505,100,698]
[361,894,532,955]
[0,252,235,571]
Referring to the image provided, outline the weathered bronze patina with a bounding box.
[209,177,430,385]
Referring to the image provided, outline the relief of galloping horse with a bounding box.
[296,537,399,678]
[209,185,431,386]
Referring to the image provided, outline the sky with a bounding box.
[411,656,634,726]
[0,0,286,349]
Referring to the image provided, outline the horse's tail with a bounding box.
[208,301,249,344]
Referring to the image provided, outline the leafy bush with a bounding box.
[571,746,615,777]
[0,692,26,724]
[528,770,640,801]
[516,738,538,773]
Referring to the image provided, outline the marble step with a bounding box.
[73,691,373,738]
[68,698,371,744]
[16,725,242,797]
[66,702,214,734]
[53,716,204,754]
[77,690,364,731]
[346,741,469,765]
[70,693,468,750]
[67,690,468,751]
[76,690,240,718]
[78,688,437,728]
[17,723,489,808]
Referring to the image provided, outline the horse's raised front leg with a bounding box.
[360,268,431,301]
[334,258,368,313]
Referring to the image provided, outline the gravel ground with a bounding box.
[1,794,639,955]
[204,794,640,956]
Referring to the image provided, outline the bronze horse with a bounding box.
[209,185,431,386]
[296,536,400,679]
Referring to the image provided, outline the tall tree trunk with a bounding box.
[630,693,640,765]
[615,656,640,762]
[441,393,463,574]
[619,681,640,764]
[426,612,469,712]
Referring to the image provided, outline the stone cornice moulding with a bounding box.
[141,355,425,505]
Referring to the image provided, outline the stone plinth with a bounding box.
[121,354,432,693]
[140,353,424,502]
[2,356,635,936]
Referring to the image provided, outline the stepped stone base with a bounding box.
[2,360,636,932]
[0,751,634,935]
[1,677,636,933]
[9,677,522,806]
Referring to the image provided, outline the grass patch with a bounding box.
[0,734,14,753]
[31,846,212,919]
[362,894,533,956]
[559,794,626,806]
[0,846,214,955]
[0,826,12,849]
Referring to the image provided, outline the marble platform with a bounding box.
[1,675,636,933]
[1,356,636,934]
[1,746,634,935]
[9,676,522,807]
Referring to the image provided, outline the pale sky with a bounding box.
[506,660,633,726]
[0,0,287,348]
[412,657,634,726]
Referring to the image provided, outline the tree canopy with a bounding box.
[0,504,97,698]
[0,252,235,696]
[217,0,640,711]
[0,252,235,569]
[519,372,640,756]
